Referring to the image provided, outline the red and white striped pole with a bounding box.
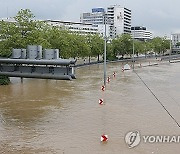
[107,77,110,83]
[122,67,124,72]
[99,99,104,105]
[101,85,105,91]
[101,134,108,142]
[113,72,116,77]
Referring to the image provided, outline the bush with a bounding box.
[107,55,118,61]
[0,76,10,85]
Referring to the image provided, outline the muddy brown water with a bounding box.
[0,61,180,154]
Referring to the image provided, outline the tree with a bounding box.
[150,37,170,55]
[143,41,153,57]
[162,39,170,55]
[0,20,19,57]
[46,27,71,58]
[0,76,10,85]
[176,42,180,47]
[0,9,52,85]
[111,34,132,58]
[0,9,52,57]
[134,40,144,56]
[86,34,104,61]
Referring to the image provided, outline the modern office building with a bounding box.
[80,8,105,25]
[107,5,131,38]
[131,26,153,41]
[80,5,131,39]
[80,8,110,37]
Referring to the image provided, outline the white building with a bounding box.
[46,20,110,37]
[80,5,131,39]
[172,33,180,47]
[0,17,107,37]
[107,5,131,38]
[80,8,105,25]
[96,24,110,38]
[80,8,110,38]
[45,20,99,35]
[131,26,153,41]
[171,33,180,52]
[0,17,16,23]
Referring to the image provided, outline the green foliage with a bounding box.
[0,9,52,57]
[86,34,104,60]
[134,40,144,56]
[4,9,175,85]
[111,34,132,57]
[0,9,171,62]
[0,76,10,85]
[176,42,180,47]
[106,41,117,60]
[150,37,170,54]
[0,8,106,60]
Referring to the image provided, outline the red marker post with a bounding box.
[99,99,104,105]
[107,77,110,83]
[101,134,108,142]
[113,72,116,77]
[101,85,105,91]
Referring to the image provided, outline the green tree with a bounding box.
[0,76,10,85]
[0,20,18,57]
[150,37,170,55]
[151,37,162,54]
[0,9,52,85]
[143,41,153,57]
[176,42,180,47]
[86,34,104,61]
[162,39,170,55]
[111,34,132,58]
[46,27,71,58]
[0,9,53,57]
[134,40,144,56]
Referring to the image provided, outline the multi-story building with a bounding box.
[107,5,131,38]
[171,33,180,53]
[80,8,105,25]
[131,26,153,41]
[80,8,110,38]
[80,5,131,39]
[0,18,105,37]
[45,20,99,35]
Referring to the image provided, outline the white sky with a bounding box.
[0,0,180,36]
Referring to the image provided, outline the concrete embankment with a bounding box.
[75,54,180,68]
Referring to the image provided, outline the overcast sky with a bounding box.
[0,0,179,36]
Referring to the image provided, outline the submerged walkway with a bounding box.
[0,60,180,153]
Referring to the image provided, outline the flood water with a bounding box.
[0,61,180,154]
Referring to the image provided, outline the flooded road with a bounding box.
[0,61,180,154]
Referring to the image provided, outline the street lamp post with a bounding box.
[104,14,107,86]
[132,29,135,70]
[169,33,172,63]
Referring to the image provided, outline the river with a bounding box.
[0,61,180,154]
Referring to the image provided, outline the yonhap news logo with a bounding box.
[125,131,141,148]
[125,131,180,148]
